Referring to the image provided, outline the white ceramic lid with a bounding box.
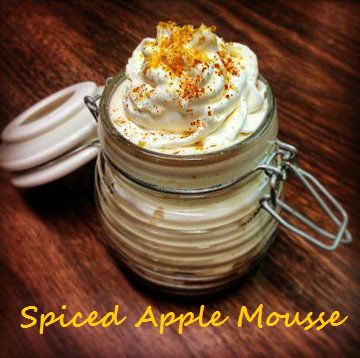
[0,82,102,187]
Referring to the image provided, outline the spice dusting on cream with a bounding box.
[110,22,268,154]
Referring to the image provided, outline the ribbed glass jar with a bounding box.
[95,72,280,295]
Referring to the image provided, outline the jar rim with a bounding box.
[100,71,275,161]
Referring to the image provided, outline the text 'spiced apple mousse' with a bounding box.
[109,22,268,154]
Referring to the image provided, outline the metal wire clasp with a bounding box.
[259,140,352,251]
[84,94,101,122]
[84,78,111,122]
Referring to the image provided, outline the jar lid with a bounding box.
[0,82,102,187]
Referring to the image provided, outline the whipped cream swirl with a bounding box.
[110,22,268,154]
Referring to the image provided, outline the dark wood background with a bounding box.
[0,1,359,357]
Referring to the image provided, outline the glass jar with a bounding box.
[92,72,350,296]
[0,53,351,297]
[0,69,351,296]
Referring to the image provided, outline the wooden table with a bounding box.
[1,1,359,357]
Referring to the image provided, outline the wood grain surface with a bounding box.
[0,1,359,357]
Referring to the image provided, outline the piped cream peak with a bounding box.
[110,22,268,154]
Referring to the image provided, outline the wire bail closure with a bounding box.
[259,140,352,251]
[84,94,101,122]
[85,77,113,122]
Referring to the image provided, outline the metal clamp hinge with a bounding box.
[259,140,352,251]
[84,94,101,122]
